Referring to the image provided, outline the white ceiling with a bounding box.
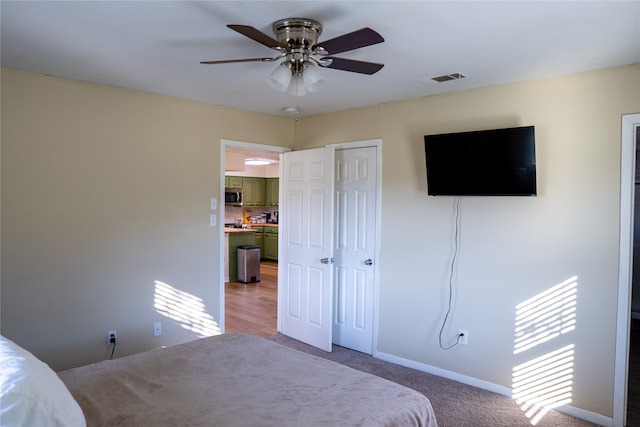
[2,1,639,118]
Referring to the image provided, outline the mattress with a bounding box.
[59,333,437,426]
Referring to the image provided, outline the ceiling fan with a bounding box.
[200,18,385,95]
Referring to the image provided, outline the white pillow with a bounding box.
[0,335,86,427]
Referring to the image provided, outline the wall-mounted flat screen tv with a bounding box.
[424,125,537,196]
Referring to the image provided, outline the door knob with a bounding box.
[364,259,373,266]
[321,257,329,264]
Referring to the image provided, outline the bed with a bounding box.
[53,333,437,426]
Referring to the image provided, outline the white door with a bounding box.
[279,147,335,351]
[333,147,378,354]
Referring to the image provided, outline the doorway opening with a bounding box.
[220,140,289,338]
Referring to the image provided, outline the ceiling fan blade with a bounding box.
[200,57,278,65]
[320,57,384,75]
[227,24,283,50]
[315,27,384,55]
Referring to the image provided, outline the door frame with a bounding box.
[615,113,640,427]
[219,139,290,333]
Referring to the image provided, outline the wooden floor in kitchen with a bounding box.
[224,261,278,338]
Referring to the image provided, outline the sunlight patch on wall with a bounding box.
[512,344,575,424]
[154,280,220,337]
[512,276,578,425]
[514,276,577,355]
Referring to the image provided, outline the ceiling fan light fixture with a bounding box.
[302,63,326,93]
[201,18,385,100]
[267,62,291,92]
[286,74,308,96]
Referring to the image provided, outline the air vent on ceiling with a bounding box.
[431,72,468,83]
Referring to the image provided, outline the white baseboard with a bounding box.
[373,350,612,427]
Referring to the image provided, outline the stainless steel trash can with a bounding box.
[237,245,260,283]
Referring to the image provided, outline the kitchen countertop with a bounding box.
[224,224,278,233]
[224,228,257,233]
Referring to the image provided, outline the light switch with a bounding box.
[210,214,216,227]
[210,198,217,210]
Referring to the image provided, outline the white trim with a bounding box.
[376,351,612,427]
[222,139,291,155]
[329,139,383,355]
[276,160,284,333]
[219,139,290,334]
[615,113,640,427]
[327,139,382,150]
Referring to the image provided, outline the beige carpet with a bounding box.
[267,333,599,427]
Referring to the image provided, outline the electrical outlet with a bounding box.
[107,330,117,344]
[154,322,162,337]
[458,329,468,345]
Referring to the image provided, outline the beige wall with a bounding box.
[293,65,640,417]
[2,64,640,419]
[0,68,293,370]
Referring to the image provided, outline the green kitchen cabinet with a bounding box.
[264,227,278,261]
[252,226,264,258]
[265,178,279,206]
[227,231,256,282]
[255,178,266,206]
[225,176,243,188]
[243,177,265,206]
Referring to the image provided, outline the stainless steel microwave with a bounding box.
[225,188,243,206]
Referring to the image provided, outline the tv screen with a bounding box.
[424,126,537,196]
